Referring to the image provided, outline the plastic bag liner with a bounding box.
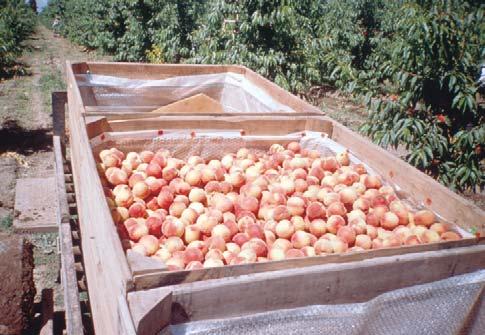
[167,269,485,335]
[75,72,295,113]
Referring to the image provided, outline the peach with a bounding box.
[223,219,238,237]
[169,201,186,217]
[196,214,218,235]
[139,150,154,163]
[325,215,345,234]
[181,208,198,225]
[389,201,409,225]
[394,226,412,243]
[146,177,165,195]
[116,206,130,221]
[184,225,201,244]
[337,226,356,245]
[321,192,340,207]
[275,220,294,239]
[322,157,339,172]
[352,197,370,212]
[139,235,159,255]
[355,234,371,249]
[225,172,245,188]
[184,247,204,264]
[232,232,250,247]
[128,223,149,242]
[339,187,358,205]
[185,261,203,270]
[420,230,441,244]
[268,247,286,261]
[246,224,264,240]
[301,246,316,257]
[128,202,146,218]
[441,231,461,241]
[128,173,145,189]
[145,217,163,237]
[163,236,185,253]
[285,248,305,258]
[371,195,388,208]
[203,258,224,268]
[287,141,301,153]
[102,153,121,169]
[212,224,232,242]
[291,231,312,249]
[366,225,378,239]
[336,150,350,166]
[271,205,290,221]
[106,167,128,186]
[366,212,380,227]
[326,202,347,217]
[364,175,382,189]
[235,196,259,215]
[146,162,163,179]
[205,181,222,193]
[157,190,173,210]
[414,210,436,227]
[222,250,237,264]
[154,248,172,262]
[162,167,178,182]
[187,240,208,255]
[272,238,292,252]
[212,195,234,213]
[382,235,401,248]
[306,202,325,220]
[309,219,326,238]
[314,238,334,254]
[136,163,148,173]
[226,242,241,255]
[380,212,399,230]
[371,205,389,222]
[291,216,306,232]
[348,217,367,235]
[264,230,276,247]
[131,181,149,199]
[238,248,257,262]
[206,236,226,252]
[429,223,448,235]
[151,153,167,169]
[404,235,421,245]
[162,218,185,238]
[242,238,268,257]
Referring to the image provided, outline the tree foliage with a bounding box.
[0,0,36,78]
[41,0,484,191]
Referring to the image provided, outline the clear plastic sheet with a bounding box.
[76,72,294,112]
[168,269,485,335]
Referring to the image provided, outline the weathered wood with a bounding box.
[53,134,83,335]
[127,249,167,276]
[118,295,137,335]
[133,237,483,289]
[164,244,485,323]
[67,61,133,335]
[127,288,172,335]
[52,91,67,138]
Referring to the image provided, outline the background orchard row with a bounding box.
[36,1,485,192]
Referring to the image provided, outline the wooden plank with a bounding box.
[52,91,67,138]
[132,237,483,289]
[117,295,137,335]
[331,122,485,234]
[127,288,172,335]
[164,244,485,323]
[127,249,167,276]
[66,61,133,335]
[151,93,224,114]
[85,116,111,139]
[53,135,83,335]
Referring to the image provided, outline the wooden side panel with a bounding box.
[169,244,485,323]
[331,122,485,234]
[66,62,132,335]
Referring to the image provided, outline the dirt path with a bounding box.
[0,23,109,312]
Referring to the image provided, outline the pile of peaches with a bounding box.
[98,142,461,271]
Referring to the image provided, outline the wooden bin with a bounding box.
[66,62,485,335]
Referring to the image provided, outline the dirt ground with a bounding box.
[0,23,109,310]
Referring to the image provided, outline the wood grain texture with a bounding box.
[166,244,485,323]
[127,288,172,335]
[67,62,132,335]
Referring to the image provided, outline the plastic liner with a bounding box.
[168,269,485,335]
[75,72,295,112]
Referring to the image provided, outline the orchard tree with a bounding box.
[361,1,485,191]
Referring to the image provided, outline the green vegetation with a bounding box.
[0,215,13,232]
[0,0,36,79]
[41,0,484,192]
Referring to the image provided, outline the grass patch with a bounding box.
[39,69,65,113]
[0,215,13,232]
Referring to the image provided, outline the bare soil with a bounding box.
[0,24,109,313]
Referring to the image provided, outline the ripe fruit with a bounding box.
[275,220,295,239]
[414,210,436,227]
[380,212,399,230]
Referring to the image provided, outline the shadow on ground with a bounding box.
[0,120,52,154]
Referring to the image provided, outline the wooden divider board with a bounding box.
[127,244,485,334]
